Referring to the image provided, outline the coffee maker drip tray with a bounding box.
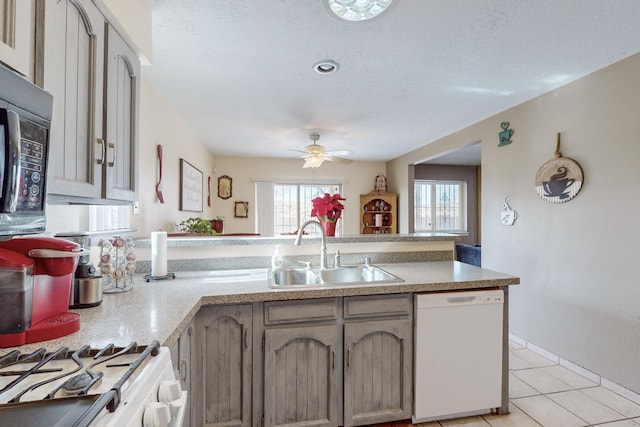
[0,312,80,348]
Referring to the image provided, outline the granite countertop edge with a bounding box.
[2,261,518,354]
[135,233,462,247]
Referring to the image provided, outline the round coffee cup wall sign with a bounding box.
[535,133,583,204]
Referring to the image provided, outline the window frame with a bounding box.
[256,181,343,237]
[414,180,467,233]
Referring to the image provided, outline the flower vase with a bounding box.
[321,219,337,237]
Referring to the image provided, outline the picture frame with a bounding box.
[234,201,249,218]
[218,175,232,199]
[179,159,203,212]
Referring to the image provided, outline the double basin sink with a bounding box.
[270,264,403,288]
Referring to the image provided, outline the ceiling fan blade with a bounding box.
[288,148,307,154]
[326,156,353,164]
[326,149,354,157]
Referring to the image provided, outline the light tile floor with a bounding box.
[376,341,640,427]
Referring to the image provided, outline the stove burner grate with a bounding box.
[0,340,161,426]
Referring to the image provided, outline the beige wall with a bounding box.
[99,78,384,238]
[388,52,640,394]
[205,156,386,236]
[129,78,218,236]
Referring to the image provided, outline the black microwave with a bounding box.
[0,65,53,237]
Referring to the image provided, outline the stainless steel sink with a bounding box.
[272,268,321,286]
[270,264,403,287]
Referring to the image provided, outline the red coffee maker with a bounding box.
[0,237,86,347]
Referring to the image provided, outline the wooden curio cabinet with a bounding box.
[360,192,397,234]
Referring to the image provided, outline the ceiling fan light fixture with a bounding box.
[303,156,325,168]
[327,0,393,22]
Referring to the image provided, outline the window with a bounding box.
[256,182,341,236]
[414,180,466,232]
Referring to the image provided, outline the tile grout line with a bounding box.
[509,333,640,405]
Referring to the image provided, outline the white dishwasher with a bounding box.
[413,290,504,423]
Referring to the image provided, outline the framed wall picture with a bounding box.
[234,201,249,218]
[218,175,232,199]
[180,159,203,212]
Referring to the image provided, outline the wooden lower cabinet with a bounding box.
[170,317,196,427]
[196,304,253,427]
[343,319,413,426]
[193,295,412,427]
[263,324,340,427]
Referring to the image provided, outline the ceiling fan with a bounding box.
[291,133,354,168]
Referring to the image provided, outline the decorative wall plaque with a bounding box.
[498,121,514,146]
[535,133,583,203]
[500,197,518,226]
[217,175,232,199]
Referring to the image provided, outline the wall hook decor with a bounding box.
[534,133,584,203]
[498,121,514,146]
[500,196,518,226]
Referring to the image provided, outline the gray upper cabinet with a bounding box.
[0,0,33,78]
[42,0,138,203]
[44,0,104,200]
[102,24,139,201]
[196,304,253,427]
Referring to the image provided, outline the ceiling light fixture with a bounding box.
[313,60,339,74]
[327,0,394,22]
[303,156,326,169]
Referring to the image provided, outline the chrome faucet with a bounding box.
[294,220,328,269]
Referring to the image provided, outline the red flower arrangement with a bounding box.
[311,193,346,223]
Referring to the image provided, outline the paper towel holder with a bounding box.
[144,272,176,282]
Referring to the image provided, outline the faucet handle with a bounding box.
[364,256,372,265]
[334,250,341,268]
[297,260,312,268]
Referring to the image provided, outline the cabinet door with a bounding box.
[178,320,196,427]
[264,324,339,427]
[343,319,412,426]
[0,0,33,77]
[197,305,252,427]
[103,24,139,201]
[44,0,104,199]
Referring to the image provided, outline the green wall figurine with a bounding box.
[498,121,514,146]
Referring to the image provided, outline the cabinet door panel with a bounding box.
[344,319,412,426]
[0,0,32,77]
[103,24,139,201]
[197,305,252,427]
[264,324,339,427]
[45,0,103,198]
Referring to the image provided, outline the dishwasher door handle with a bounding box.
[446,296,476,304]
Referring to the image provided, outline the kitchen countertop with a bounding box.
[1,261,518,354]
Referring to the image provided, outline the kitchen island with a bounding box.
[2,260,518,426]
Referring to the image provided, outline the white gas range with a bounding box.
[0,341,187,427]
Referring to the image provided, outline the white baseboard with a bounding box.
[509,334,640,404]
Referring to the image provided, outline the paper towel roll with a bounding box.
[151,231,168,277]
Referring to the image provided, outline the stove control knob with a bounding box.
[143,402,171,427]
[158,379,182,402]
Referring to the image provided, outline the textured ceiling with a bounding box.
[145,0,640,165]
